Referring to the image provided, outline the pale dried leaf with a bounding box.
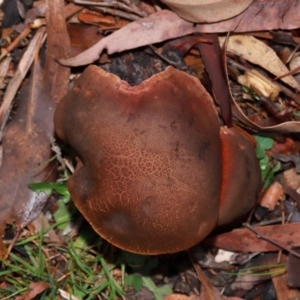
[58,289,81,300]
[237,70,281,100]
[219,35,300,91]
[160,0,252,23]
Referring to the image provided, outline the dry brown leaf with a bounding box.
[15,281,49,300]
[60,2,300,67]
[59,10,196,67]
[0,36,52,257]
[160,0,252,23]
[192,261,222,300]
[219,35,300,91]
[44,0,71,104]
[0,29,44,135]
[272,271,300,300]
[204,223,300,253]
[287,247,300,288]
[0,0,70,255]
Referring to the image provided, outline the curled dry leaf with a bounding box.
[219,35,300,91]
[60,1,300,67]
[159,0,253,23]
[232,101,300,133]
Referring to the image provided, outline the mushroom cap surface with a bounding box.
[54,65,222,254]
[218,127,261,225]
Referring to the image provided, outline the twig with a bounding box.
[91,6,140,21]
[74,0,146,17]
[243,223,300,259]
[0,26,31,61]
[4,229,21,260]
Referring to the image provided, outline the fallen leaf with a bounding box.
[219,35,300,91]
[204,222,300,253]
[0,0,70,255]
[197,34,232,127]
[15,281,49,300]
[59,10,196,67]
[231,101,300,134]
[287,247,300,288]
[268,138,300,156]
[160,0,252,23]
[67,23,103,56]
[0,29,44,133]
[191,255,222,300]
[0,31,51,256]
[272,271,300,300]
[237,70,281,100]
[60,2,300,67]
[193,0,300,32]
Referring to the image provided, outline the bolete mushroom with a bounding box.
[54,65,261,254]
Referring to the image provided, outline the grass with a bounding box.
[0,225,125,299]
[0,213,172,299]
[0,225,124,299]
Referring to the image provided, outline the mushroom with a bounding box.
[54,65,261,254]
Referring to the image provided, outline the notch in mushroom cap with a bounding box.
[54,65,222,254]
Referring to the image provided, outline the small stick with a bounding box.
[243,223,300,259]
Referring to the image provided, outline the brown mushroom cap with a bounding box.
[54,65,222,254]
[218,127,261,225]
